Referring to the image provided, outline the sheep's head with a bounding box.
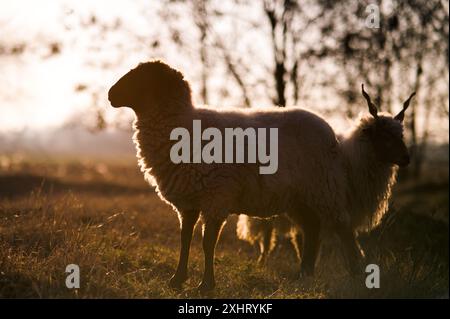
[108,60,192,113]
[361,84,415,167]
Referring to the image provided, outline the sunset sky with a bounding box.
[0,0,155,130]
[0,0,448,143]
[1,0,270,131]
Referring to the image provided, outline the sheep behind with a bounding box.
[237,214,300,264]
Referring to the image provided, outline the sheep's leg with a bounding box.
[198,218,225,293]
[334,224,365,275]
[169,210,200,289]
[291,213,321,277]
[290,229,303,262]
[257,221,274,265]
[300,215,321,276]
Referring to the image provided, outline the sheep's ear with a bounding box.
[394,92,416,122]
[361,84,378,119]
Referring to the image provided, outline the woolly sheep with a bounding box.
[108,60,415,293]
[236,214,300,264]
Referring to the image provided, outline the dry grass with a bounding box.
[0,157,448,298]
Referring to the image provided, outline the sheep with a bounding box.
[236,214,300,265]
[108,60,415,293]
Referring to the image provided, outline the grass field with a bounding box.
[0,156,448,298]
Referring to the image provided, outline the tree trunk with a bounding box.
[409,59,423,179]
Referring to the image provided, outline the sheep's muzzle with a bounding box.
[108,85,124,108]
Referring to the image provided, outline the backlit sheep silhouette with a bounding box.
[108,60,414,293]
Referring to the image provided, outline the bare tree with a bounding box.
[309,0,449,178]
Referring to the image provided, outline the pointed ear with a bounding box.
[394,92,416,122]
[361,84,378,118]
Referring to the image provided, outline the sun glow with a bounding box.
[0,0,155,131]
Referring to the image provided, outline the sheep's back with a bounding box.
[192,107,344,218]
[135,106,345,222]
